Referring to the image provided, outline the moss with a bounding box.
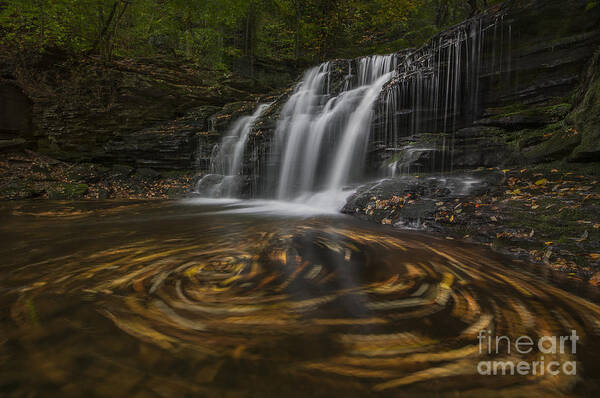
[568,48,600,161]
[520,123,581,162]
[47,183,89,200]
[492,103,570,119]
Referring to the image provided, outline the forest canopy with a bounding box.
[0,0,498,72]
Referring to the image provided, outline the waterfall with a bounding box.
[327,72,393,191]
[274,54,398,200]
[196,103,269,198]
[376,14,506,175]
[196,11,508,209]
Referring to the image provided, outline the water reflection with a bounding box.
[1,201,599,397]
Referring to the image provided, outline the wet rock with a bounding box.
[476,103,571,131]
[136,168,161,179]
[0,138,26,152]
[0,180,44,199]
[343,171,505,226]
[67,163,108,183]
[112,164,134,177]
[96,188,110,200]
[522,125,582,162]
[568,46,600,162]
[47,183,89,200]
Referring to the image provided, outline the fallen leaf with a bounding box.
[577,230,589,243]
[535,178,548,186]
[589,273,600,286]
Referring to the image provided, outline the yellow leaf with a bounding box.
[545,241,553,246]
[535,178,548,186]
[450,215,454,223]
[502,169,510,173]
[590,254,600,260]
[233,345,246,359]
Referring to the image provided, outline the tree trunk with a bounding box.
[245,2,256,78]
[468,0,479,17]
[106,0,130,60]
[435,0,449,27]
[294,0,302,63]
[89,1,119,55]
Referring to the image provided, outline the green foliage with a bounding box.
[0,0,502,70]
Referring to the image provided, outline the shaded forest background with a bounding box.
[0,0,501,75]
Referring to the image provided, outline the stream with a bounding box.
[1,199,600,397]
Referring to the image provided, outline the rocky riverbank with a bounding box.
[0,150,193,200]
[344,164,600,285]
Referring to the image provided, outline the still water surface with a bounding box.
[1,200,600,397]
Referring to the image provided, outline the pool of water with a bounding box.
[1,200,599,397]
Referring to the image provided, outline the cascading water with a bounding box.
[273,54,398,206]
[375,14,508,175]
[197,11,509,210]
[195,103,269,198]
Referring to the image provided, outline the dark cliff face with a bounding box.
[0,54,290,170]
[0,82,32,151]
[373,0,600,174]
[568,47,600,161]
[482,0,600,107]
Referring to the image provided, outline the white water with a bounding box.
[182,197,348,217]
[196,103,269,198]
[195,13,509,213]
[274,54,398,203]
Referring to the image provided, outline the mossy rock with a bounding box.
[47,183,89,200]
[568,48,600,161]
[522,124,582,162]
[112,164,134,177]
[136,168,161,179]
[0,181,44,200]
[479,103,572,130]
